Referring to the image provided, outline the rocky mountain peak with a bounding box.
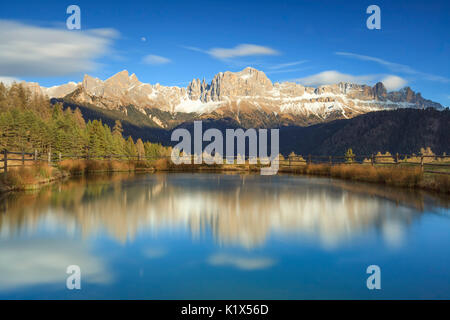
[82,74,99,84]
[373,82,387,98]
[105,70,133,87]
[205,67,273,102]
[239,66,259,75]
[82,74,103,96]
[130,73,139,83]
[109,69,129,78]
[403,87,415,101]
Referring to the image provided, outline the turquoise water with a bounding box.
[0,173,449,299]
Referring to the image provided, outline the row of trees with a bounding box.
[284,148,444,164]
[0,83,170,159]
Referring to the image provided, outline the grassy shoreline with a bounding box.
[1,159,449,195]
[277,163,449,194]
[0,163,69,193]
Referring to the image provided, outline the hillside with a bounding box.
[278,108,449,156]
[57,98,449,157]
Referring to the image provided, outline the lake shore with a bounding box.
[1,160,449,195]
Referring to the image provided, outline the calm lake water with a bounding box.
[0,172,449,299]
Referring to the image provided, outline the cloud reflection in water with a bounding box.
[0,173,438,250]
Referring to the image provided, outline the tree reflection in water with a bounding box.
[0,173,448,248]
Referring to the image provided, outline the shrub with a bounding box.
[1,163,55,189]
[59,159,135,173]
[306,164,330,175]
[59,159,87,174]
[154,158,169,170]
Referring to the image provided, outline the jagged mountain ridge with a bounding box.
[19,67,443,128]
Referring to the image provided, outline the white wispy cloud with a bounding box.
[265,67,310,75]
[0,20,119,77]
[182,43,279,60]
[296,70,376,86]
[142,54,171,65]
[295,70,408,90]
[209,44,279,59]
[336,51,449,83]
[268,60,307,70]
[180,45,206,53]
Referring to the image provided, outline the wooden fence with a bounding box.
[1,149,449,175]
[1,149,37,172]
[0,149,163,173]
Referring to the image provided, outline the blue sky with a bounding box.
[0,0,449,105]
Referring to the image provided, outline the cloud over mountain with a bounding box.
[295,70,408,91]
[381,75,407,91]
[295,70,375,86]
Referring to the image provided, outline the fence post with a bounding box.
[371,154,374,166]
[34,149,37,162]
[396,153,399,164]
[48,150,51,164]
[420,155,424,171]
[59,152,62,162]
[22,150,25,165]
[3,149,7,173]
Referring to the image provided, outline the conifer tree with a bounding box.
[136,138,145,160]
[124,136,137,159]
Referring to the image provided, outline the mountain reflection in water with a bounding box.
[1,173,447,249]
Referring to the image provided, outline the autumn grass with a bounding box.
[421,173,450,194]
[330,164,423,187]
[151,157,226,172]
[1,159,157,191]
[278,163,450,194]
[59,159,138,174]
[0,163,64,191]
[153,158,170,171]
[281,163,424,187]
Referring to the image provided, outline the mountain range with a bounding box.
[10,68,448,156]
[20,67,444,129]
